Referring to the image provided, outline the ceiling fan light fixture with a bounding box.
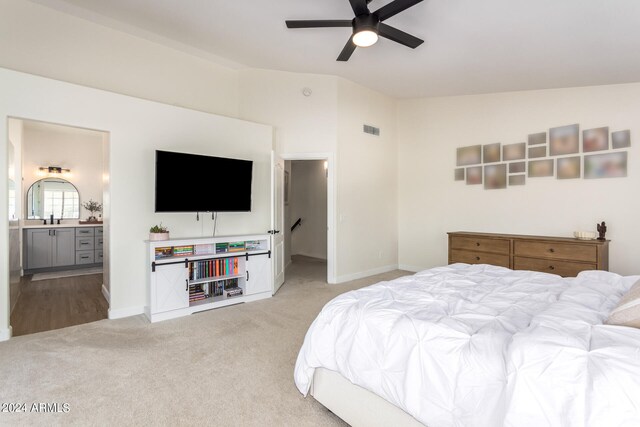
[352,30,378,47]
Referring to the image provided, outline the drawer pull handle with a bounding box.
[476,242,480,246]
[549,248,555,253]
[476,256,480,261]
[549,265,555,270]
[81,256,89,259]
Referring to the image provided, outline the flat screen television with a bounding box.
[155,150,253,212]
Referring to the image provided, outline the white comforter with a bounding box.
[294,264,640,426]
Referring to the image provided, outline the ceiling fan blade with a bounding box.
[337,39,357,61]
[286,20,353,29]
[374,0,424,22]
[349,0,370,16]
[378,23,424,48]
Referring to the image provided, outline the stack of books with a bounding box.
[173,245,194,256]
[155,247,173,259]
[245,240,261,251]
[228,241,245,252]
[224,286,243,298]
[189,283,209,303]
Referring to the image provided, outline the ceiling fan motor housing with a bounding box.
[353,14,379,34]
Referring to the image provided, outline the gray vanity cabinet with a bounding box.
[25,228,76,269]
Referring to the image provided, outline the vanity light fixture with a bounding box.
[38,166,71,177]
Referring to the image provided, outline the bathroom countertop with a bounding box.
[22,223,103,229]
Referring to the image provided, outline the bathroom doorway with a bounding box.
[7,118,109,336]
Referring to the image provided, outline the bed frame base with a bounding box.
[310,368,424,427]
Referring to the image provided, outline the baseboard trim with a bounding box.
[398,264,423,273]
[0,326,13,342]
[335,264,398,284]
[101,284,110,304]
[108,305,145,320]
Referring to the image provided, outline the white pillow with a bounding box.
[606,280,640,328]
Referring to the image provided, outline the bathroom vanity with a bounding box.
[23,224,103,273]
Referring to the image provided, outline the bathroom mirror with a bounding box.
[26,178,80,219]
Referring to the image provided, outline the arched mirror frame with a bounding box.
[26,177,81,220]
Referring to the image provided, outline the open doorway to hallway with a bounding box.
[284,159,328,282]
[7,118,109,336]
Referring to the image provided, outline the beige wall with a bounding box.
[0,0,240,118]
[397,82,640,275]
[290,160,327,260]
[21,122,104,220]
[239,70,399,281]
[336,78,398,281]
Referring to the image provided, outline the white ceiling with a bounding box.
[30,0,640,98]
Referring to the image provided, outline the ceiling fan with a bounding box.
[285,0,424,61]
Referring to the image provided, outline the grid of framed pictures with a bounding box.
[454,125,630,189]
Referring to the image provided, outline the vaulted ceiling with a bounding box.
[31,0,640,98]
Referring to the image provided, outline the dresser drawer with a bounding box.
[450,249,510,268]
[76,228,95,237]
[514,256,596,277]
[95,250,103,262]
[95,227,103,236]
[96,237,103,249]
[450,236,510,255]
[76,237,95,250]
[514,241,596,263]
[76,250,95,265]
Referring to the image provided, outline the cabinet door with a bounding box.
[27,229,53,269]
[246,254,272,295]
[151,263,189,314]
[53,228,76,267]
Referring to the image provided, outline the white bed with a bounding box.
[294,264,640,426]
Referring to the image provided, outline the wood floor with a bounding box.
[10,273,108,337]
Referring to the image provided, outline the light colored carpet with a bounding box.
[0,256,409,426]
[31,267,103,281]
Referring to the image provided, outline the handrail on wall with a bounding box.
[291,218,302,232]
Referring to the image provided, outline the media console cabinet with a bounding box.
[146,234,272,322]
[448,231,609,277]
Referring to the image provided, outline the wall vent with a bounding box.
[363,124,380,136]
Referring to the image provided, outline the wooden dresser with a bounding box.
[448,232,609,277]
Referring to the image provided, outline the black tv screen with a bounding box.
[155,150,253,212]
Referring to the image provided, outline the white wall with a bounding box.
[397,82,640,276]
[336,78,398,281]
[0,68,272,338]
[7,119,22,317]
[290,160,327,260]
[0,0,240,118]
[7,119,22,221]
[21,121,104,220]
[283,160,292,268]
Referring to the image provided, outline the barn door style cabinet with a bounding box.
[147,234,273,322]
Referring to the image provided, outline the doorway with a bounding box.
[7,118,109,336]
[277,153,335,288]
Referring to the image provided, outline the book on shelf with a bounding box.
[214,282,224,297]
[224,286,243,298]
[173,245,194,256]
[245,240,261,250]
[188,257,240,280]
[195,244,215,255]
[215,243,228,253]
[155,247,173,259]
[228,241,245,252]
